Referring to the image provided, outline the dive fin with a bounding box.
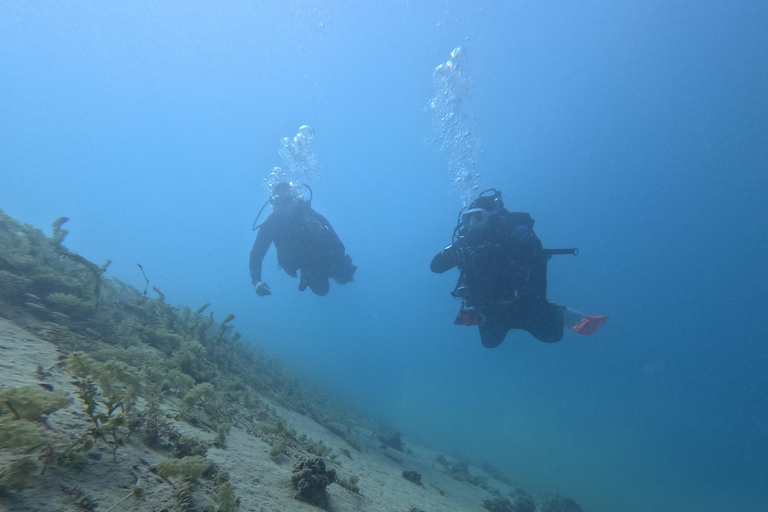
[571,315,608,335]
[454,308,480,326]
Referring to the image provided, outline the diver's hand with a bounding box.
[254,281,272,296]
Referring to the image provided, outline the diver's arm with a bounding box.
[249,222,273,285]
[430,244,463,273]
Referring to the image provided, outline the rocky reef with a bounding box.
[291,456,336,508]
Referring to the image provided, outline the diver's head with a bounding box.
[468,189,504,211]
[461,189,504,235]
[269,182,298,211]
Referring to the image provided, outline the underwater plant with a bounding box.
[269,437,286,458]
[0,456,38,493]
[156,455,212,480]
[0,385,71,422]
[334,473,360,494]
[216,482,239,512]
[173,476,196,512]
[183,382,216,408]
[173,435,208,458]
[0,418,47,449]
[66,352,142,460]
[213,422,232,447]
[61,485,100,511]
[308,440,328,457]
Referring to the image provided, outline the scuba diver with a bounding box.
[250,182,357,296]
[431,189,607,348]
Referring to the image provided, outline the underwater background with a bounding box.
[1,1,766,511]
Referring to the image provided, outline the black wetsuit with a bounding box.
[249,200,356,296]
[431,210,563,347]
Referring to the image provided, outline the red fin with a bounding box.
[571,315,608,335]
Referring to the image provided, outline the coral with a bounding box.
[157,455,212,480]
[291,456,336,509]
[541,495,582,512]
[377,431,404,452]
[480,461,513,486]
[402,469,422,486]
[514,498,536,512]
[483,497,536,512]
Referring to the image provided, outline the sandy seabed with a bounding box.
[0,315,557,512]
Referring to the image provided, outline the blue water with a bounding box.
[2,2,767,511]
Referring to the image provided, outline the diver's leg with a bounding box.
[298,270,308,292]
[478,314,509,348]
[332,254,357,284]
[306,273,330,296]
[529,301,564,343]
[509,298,564,343]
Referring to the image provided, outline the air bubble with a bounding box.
[425,47,481,204]
[266,125,321,191]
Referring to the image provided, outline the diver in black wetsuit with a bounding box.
[250,182,356,297]
[431,189,567,348]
